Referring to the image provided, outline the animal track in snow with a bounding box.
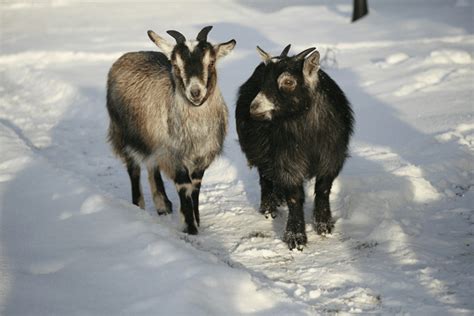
[374,52,409,68]
[393,49,471,97]
[425,49,472,65]
[394,68,453,96]
[436,123,474,152]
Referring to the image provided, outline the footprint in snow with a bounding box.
[394,68,453,97]
[373,52,409,68]
[435,123,474,155]
[394,49,471,97]
[425,49,472,65]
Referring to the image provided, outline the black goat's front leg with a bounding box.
[283,185,307,250]
[258,172,277,218]
[191,169,205,227]
[175,168,198,235]
[126,159,144,209]
[314,176,335,235]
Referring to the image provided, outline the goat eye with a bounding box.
[279,78,296,92]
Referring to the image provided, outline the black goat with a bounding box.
[235,45,354,250]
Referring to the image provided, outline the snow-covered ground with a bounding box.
[1,0,473,314]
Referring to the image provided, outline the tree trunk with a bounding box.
[352,0,369,22]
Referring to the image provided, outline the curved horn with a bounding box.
[280,44,291,58]
[196,25,213,42]
[295,47,316,60]
[166,30,186,44]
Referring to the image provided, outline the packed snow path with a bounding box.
[1,1,473,314]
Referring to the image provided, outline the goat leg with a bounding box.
[175,168,198,235]
[313,176,335,235]
[258,172,278,218]
[191,169,205,227]
[283,185,307,250]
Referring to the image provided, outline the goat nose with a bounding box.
[190,87,201,99]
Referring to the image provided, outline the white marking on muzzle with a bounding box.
[186,77,207,105]
[250,92,275,119]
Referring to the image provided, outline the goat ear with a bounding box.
[147,30,174,58]
[256,46,272,64]
[303,50,320,80]
[214,39,236,60]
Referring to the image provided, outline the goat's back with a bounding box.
[106,51,173,158]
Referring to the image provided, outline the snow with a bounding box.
[1,0,473,314]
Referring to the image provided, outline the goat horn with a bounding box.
[196,25,213,42]
[295,47,316,60]
[167,30,186,44]
[280,44,291,58]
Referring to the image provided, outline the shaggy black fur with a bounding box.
[236,48,354,250]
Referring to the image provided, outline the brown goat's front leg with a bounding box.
[175,168,198,235]
[191,169,205,227]
[283,185,307,250]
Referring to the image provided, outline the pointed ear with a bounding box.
[256,46,271,64]
[147,30,174,58]
[303,50,320,81]
[214,39,236,60]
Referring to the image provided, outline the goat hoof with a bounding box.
[184,224,198,235]
[157,209,171,216]
[283,231,307,251]
[264,211,277,219]
[261,209,277,219]
[157,207,172,216]
[157,201,172,216]
[314,221,333,235]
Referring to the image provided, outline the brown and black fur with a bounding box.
[107,26,236,234]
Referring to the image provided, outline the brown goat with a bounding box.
[106,26,235,234]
